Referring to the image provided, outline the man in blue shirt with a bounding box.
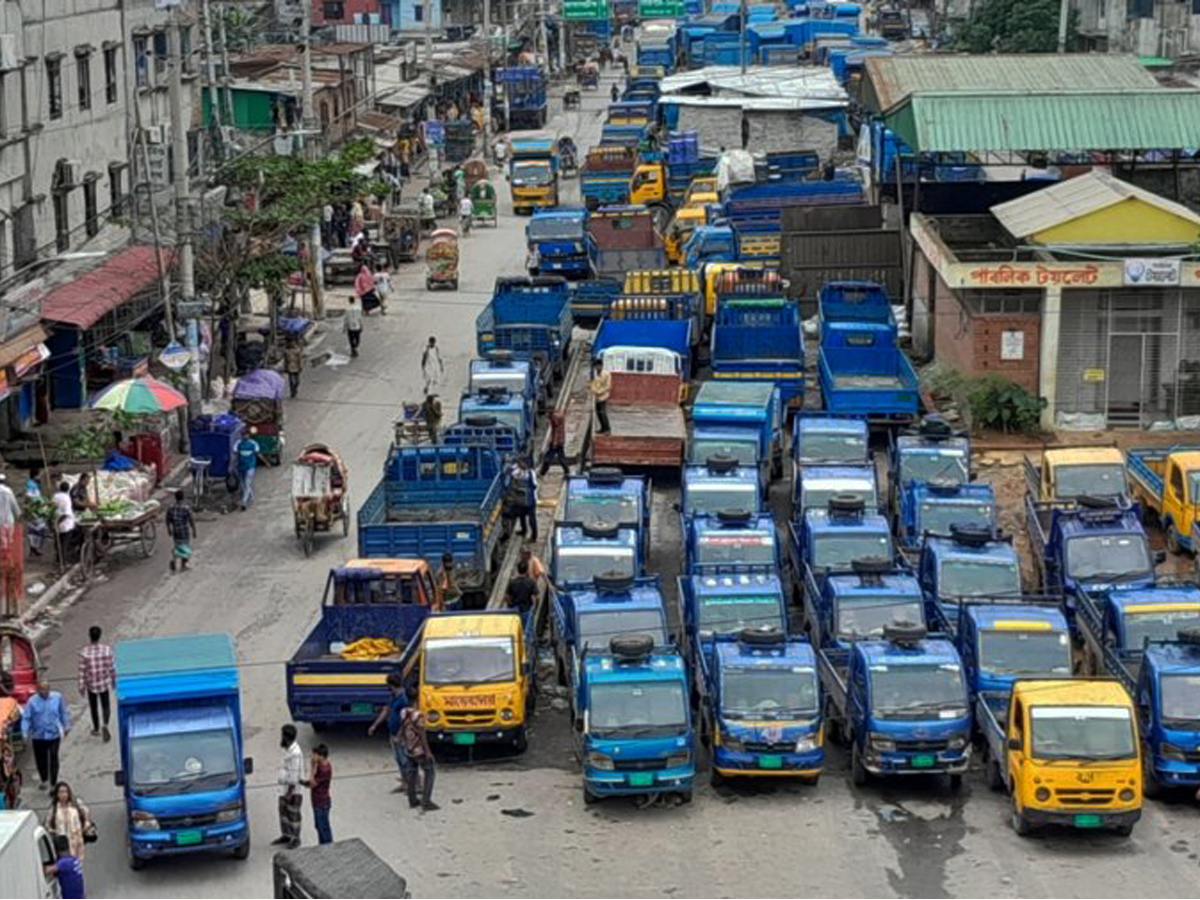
[22,679,70,790]
[45,834,85,899]
[235,428,261,511]
[367,673,409,793]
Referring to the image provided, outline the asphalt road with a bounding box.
[20,71,1200,899]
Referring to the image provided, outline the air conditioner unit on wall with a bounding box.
[0,35,19,71]
[64,160,82,185]
[146,124,166,144]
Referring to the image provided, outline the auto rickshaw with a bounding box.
[291,443,350,557]
[557,136,578,176]
[383,209,421,265]
[463,158,488,190]
[0,622,40,760]
[425,229,459,290]
[563,88,581,111]
[469,181,497,227]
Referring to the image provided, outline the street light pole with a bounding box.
[168,19,196,445]
[299,0,325,317]
[740,0,747,74]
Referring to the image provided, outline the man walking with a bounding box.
[77,626,115,742]
[505,559,539,630]
[284,340,304,398]
[421,336,444,395]
[21,680,69,790]
[235,429,261,511]
[274,724,305,849]
[421,393,443,444]
[505,458,538,542]
[344,295,363,359]
[539,408,570,477]
[51,480,78,566]
[368,673,410,792]
[399,691,438,812]
[166,489,197,573]
[589,360,612,434]
[304,744,333,845]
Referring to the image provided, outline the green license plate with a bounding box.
[1074,814,1103,828]
[175,830,202,846]
[452,732,477,745]
[759,755,783,769]
[350,702,374,716]
[911,754,936,769]
[628,772,654,787]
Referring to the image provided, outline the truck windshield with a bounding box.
[589,681,687,737]
[802,483,874,513]
[579,610,666,650]
[1122,608,1200,649]
[1029,706,1136,760]
[512,164,553,186]
[698,595,785,636]
[900,449,968,486]
[797,432,867,465]
[528,219,582,241]
[424,637,515,685]
[130,729,238,796]
[978,630,1072,676]
[1054,464,1127,500]
[691,439,758,467]
[722,666,819,719]
[836,598,924,641]
[554,547,636,583]
[695,532,775,567]
[1160,674,1200,724]
[870,664,967,718]
[812,532,893,569]
[688,482,758,517]
[918,501,994,536]
[1064,534,1152,582]
[937,559,1021,598]
[565,492,639,529]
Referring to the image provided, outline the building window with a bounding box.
[0,73,7,139]
[46,59,62,119]
[77,54,91,111]
[104,47,118,103]
[319,100,329,128]
[181,26,193,74]
[323,1,345,19]
[52,190,69,252]
[153,31,168,80]
[83,179,98,237]
[133,37,148,88]
[413,2,424,21]
[1127,0,1153,16]
[108,163,124,218]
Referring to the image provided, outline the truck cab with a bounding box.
[689,380,784,491]
[468,355,541,415]
[1127,446,1200,554]
[953,602,1073,701]
[808,564,926,651]
[664,205,709,265]
[562,469,650,560]
[680,571,789,671]
[897,481,997,559]
[794,498,895,589]
[526,208,590,278]
[681,456,763,521]
[793,464,878,517]
[1024,447,1128,505]
[686,226,739,270]
[409,611,536,752]
[551,522,641,589]
[685,511,781,576]
[508,134,559,214]
[1134,632,1200,796]
[918,526,1023,627]
[977,679,1141,836]
[821,625,972,789]
[792,414,870,469]
[1077,584,1200,678]
[887,417,970,517]
[113,633,253,868]
[700,627,824,784]
[576,635,694,804]
[458,386,532,454]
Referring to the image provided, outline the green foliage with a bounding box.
[57,424,113,463]
[957,0,1077,53]
[23,495,55,526]
[921,365,1046,435]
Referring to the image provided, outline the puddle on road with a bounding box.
[867,787,969,899]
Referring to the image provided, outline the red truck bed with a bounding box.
[592,372,686,467]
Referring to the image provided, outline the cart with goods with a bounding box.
[425,229,460,290]
[76,498,162,580]
[291,443,350,557]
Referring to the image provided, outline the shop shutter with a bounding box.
[1055,291,1108,425]
[1176,295,1200,419]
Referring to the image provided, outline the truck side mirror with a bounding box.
[113,770,125,787]
[1006,738,1021,752]
[244,757,254,775]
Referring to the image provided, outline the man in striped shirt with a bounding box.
[78,626,114,742]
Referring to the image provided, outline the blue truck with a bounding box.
[819,321,920,425]
[357,446,507,599]
[722,178,865,231]
[685,511,782,575]
[697,627,824,784]
[805,562,926,651]
[469,355,541,411]
[458,387,533,455]
[527,208,590,278]
[689,381,783,491]
[551,522,643,588]
[567,278,623,325]
[710,296,805,411]
[792,464,878,517]
[112,633,252,868]
[818,625,972,789]
[887,417,971,516]
[817,280,895,334]
[637,42,677,72]
[917,525,1023,628]
[593,317,694,379]
[600,123,652,148]
[286,563,433,726]
[495,66,547,129]
[792,414,869,469]
[575,635,695,804]
[793,498,896,607]
[897,481,997,561]
[476,276,572,381]
[561,469,651,560]
[679,570,790,671]
[682,456,763,520]
[580,146,638,211]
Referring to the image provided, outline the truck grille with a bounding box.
[1181,750,1200,763]
[613,758,662,771]
[156,812,218,830]
[744,741,795,753]
[895,739,949,753]
[1053,788,1116,805]
[443,710,497,726]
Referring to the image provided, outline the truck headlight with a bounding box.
[586,751,614,770]
[1035,787,1051,802]
[131,810,160,831]
[425,710,440,724]
[794,735,818,752]
[948,736,968,750]
[870,733,895,752]
[500,708,515,721]
[1119,788,1136,802]
[1160,742,1187,761]
[215,802,244,823]
[719,731,744,752]
[666,751,691,768]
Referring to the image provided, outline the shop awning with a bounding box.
[0,324,47,369]
[40,246,169,329]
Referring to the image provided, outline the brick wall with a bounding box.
[312,0,379,26]
[932,288,1041,394]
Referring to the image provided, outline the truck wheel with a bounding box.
[677,789,693,805]
[801,773,820,787]
[232,834,251,860]
[128,848,148,871]
[710,767,724,787]
[948,773,963,793]
[1113,823,1134,838]
[851,742,868,786]
[1167,524,1182,555]
[986,747,1005,791]
[311,721,328,733]
[1142,762,1161,799]
[513,727,528,754]
[583,785,599,806]
[1011,810,1033,837]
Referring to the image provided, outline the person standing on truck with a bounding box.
[368,672,410,792]
[539,408,570,477]
[77,626,114,742]
[45,834,85,900]
[303,744,333,845]
[421,336,445,395]
[22,679,69,790]
[589,359,612,434]
[166,490,197,573]
[435,553,462,611]
[421,393,443,444]
[274,723,305,849]
[400,690,438,813]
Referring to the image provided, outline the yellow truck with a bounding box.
[664,206,708,266]
[1128,447,1200,554]
[1023,447,1128,504]
[977,679,1141,837]
[407,611,535,752]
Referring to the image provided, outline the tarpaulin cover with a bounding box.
[232,368,286,400]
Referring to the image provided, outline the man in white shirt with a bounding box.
[421,336,444,395]
[275,723,305,849]
[52,480,77,564]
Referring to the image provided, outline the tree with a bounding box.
[957,0,1078,53]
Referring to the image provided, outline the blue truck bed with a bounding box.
[476,276,572,376]
[724,178,865,227]
[710,298,805,408]
[818,344,919,420]
[568,278,623,324]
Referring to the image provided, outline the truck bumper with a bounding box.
[867,747,971,776]
[584,765,695,796]
[1151,758,1200,787]
[129,821,249,859]
[539,259,590,276]
[1022,807,1141,830]
[713,747,823,778]
[430,724,524,746]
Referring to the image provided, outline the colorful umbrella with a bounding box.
[90,376,187,414]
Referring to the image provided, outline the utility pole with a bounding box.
[1056,0,1070,52]
[299,0,325,318]
[218,4,235,123]
[740,0,747,74]
[424,0,433,75]
[201,0,223,160]
[483,0,491,143]
[170,19,199,431]
[538,0,550,72]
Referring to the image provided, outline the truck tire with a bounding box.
[851,741,868,786]
[1143,761,1161,799]
[232,834,251,860]
[1167,523,1182,555]
[1011,810,1033,837]
[677,789,693,805]
[513,727,528,754]
[986,747,1005,791]
[128,848,148,871]
[583,784,599,806]
[948,773,963,793]
[710,766,724,787]
[1113,823,1134,838]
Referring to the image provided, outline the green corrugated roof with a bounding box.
[863,54,1159,114]
[886,89,1200,153]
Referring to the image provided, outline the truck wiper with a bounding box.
[1079,570,1148,583]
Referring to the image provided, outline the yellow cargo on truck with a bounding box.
[977,679,1141,837]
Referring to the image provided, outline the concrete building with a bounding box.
[1074,0,1200,58]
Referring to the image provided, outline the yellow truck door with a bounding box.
[1164,457,1191,552]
